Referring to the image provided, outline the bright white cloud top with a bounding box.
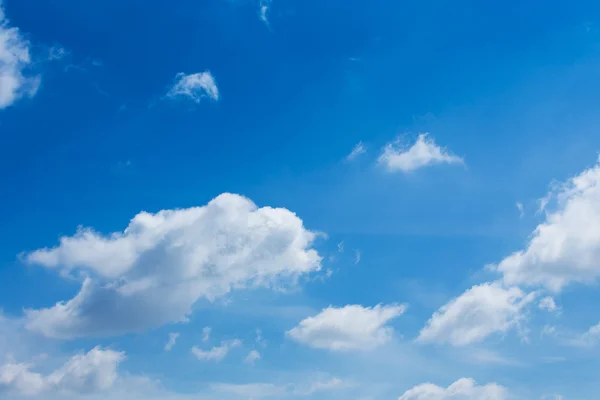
[23,193,322,338]
[0,3,40,109]
[398,378,508,400]
[378,133,463,173]
[166,71,219,103]
[417,283,535,346]
[287,304,406,351]
[493,159,600,292]
[0,347,124,397]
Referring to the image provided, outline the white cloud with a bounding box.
[164,332,179,352]
[398,378,508,400]
[541,325,557,337]
[23,193,322,339]
[191,339,241,362]
[303,378,349,395]
[494,159,600,292]
[378,133,463,173]
[347,141,366,161]
[337,241,344,252]
[259,0,271,25]
[244,350,260,365]
[538,296,559,313]
[0,347,124,397]
[417,283,535,346]
[354,250,361,264]
[255,329,267,347]
[287,304,406,351]
[0,3,40,109]
[570,322,600,347]
[202,327,211,342]
[516,202,524,219]
[541,395,564,400]
[166,71,219,103]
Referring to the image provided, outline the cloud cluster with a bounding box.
[494,159,600,292]
[24,193,322,339]
[419,159,600,347]
[166,71,219,103]
[0,347,124,397]
[398,378,507,400]
[378,133,463,173]
[417,283,535,346]
[0,2,40,109]
[287,304,406,351]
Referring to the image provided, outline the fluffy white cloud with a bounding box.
[538,296,559,313]
[166,71,218,102]
[244,350,260,365]
[417,283,535,346]
[494,159,600,292]
[0,2,40,109]
[23,193,322,338]
[286,304,406,351]
[0,347,124,397]
[191,339,241,362]
[164,332,179,352]
[378,133,463,173]
[398,378,507,400]
[346,141,366,161]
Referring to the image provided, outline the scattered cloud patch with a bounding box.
[539,297,559,313]
[337,241,344,252]
[0,3,40,109]
[47,45,68,61]
[202,327,211,342]
[516,202,524,219]
[164,332,179,351]
[166,71,219,103]
[417,283,535,346]
[287,304,406,351]
[23,193,322,339]
[244,350,260,365]
[354,250,361,265]
[346,141,366,161]
[541,325,557,337]
[0,347,124,397]
[494,159,600,292]
[378,133,463,173]
[191,339,241,362]
[259,0,272,25]
[571,322,600,347]
[398,378,508,400]
[255,329,267,347]
[212,377,351,398]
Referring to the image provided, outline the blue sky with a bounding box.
[2,0,600,399]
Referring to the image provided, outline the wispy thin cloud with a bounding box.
[164,332,179,351]
[346,141,366,161]
[191,339,241,362]
[259,0,272,26]
[516,202,524,219]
